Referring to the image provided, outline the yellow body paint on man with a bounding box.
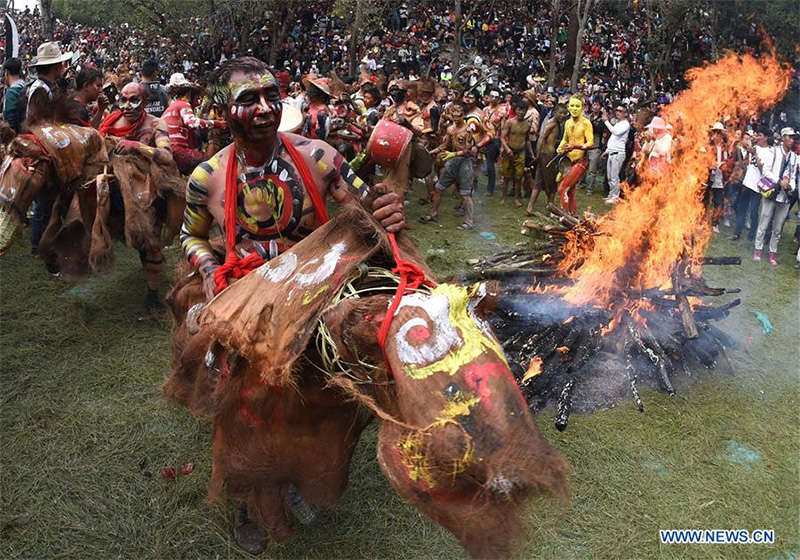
[556,96,593,214]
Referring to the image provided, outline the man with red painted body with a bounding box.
[98,82,173,305]
[98,82,171,161]
[161,73,226,175]
[179,57,405,553]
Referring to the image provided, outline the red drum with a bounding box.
[366,119,413,169]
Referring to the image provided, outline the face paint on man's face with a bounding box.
[119,85,145,120]
[227,72,282,143]
[568,97,583,118]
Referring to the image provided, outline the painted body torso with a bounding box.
[482,104,505,138]
[560,115,593,162]
[305,103,330,140]
[448,121,474,153]
[506,119,531,151]
[181,133,367,275]
[465,108,485,145]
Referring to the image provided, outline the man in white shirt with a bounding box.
[754,127,798,265]
[733,128,769,241]
[602,105,630,203]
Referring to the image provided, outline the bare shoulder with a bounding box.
[189,145,230,192]
[282,132,332,162]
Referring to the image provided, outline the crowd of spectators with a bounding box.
[0,1,728,105]
[1,2,797,268]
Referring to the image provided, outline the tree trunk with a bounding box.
[39,0,53,38]
[451,0,462,74]
[565,1,578,76]
[268,6,292,67]
[349,0,365,77]
[548,0,560,87]
[570,0,592,90]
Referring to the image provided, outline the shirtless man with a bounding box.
[500,98,532,207]
[482,89,506,196]
[98,82,173,305]
[181,57,404,300]
[421,100,478,230]
[462,90,491,194]
[98,82,172,162]
[179,57,404,553]
[416,77,441,203]
[556,95,593,215]
[527,103,568,215]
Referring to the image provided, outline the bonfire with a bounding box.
[473,49,790,430]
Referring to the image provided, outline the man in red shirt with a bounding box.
[161,73,225,175]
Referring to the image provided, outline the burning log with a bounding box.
[693,298,741,321]
[554,379,575,432]
[698,256,742,265]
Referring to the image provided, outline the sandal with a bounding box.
[420,214,438,223]
[456,223,474,231]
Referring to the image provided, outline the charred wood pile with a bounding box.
[466,204,742,431]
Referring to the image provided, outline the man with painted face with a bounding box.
[98,82,173,305]
[179,58,405,551]
[98,82,171,162]
[181,56,405,317]
[556,95,593,215]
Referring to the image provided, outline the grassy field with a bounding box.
[1,182,798,559]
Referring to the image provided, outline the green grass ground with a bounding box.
[1,182,798,559]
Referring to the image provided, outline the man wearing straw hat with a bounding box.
[162,72,225,175]
[25,42,72,256]
[301,75,334,141]
[25,42,72,125]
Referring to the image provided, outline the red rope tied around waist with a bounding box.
[213,134,327,294]
[377,232,436,374]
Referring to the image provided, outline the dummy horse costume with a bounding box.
[0,122,185,296]
[165,201,569,558]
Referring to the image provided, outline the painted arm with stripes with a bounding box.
[180,162,219,287]
[302,138,405,232]
[179,105,224,130]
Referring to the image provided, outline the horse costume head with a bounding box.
[322,281,568,558]
[0,124,106,255]
[167,203,568,558]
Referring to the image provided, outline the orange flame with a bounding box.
[522,357,543,383]
[558,49,790,307]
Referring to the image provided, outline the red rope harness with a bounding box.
[19,133,51,156]
[377,232,436,375]
[213,134,327,293]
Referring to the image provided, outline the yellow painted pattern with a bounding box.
[398,391,479,488]
[402,284,508,380]
[302,284,330,305]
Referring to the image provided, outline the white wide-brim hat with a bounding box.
[31,42,73,66]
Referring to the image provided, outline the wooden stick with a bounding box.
[672,268,699,339]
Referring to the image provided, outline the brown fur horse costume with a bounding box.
[0,123,185,293]
[165,202,568,558]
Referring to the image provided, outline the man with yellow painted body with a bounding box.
[556,95,593,215]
